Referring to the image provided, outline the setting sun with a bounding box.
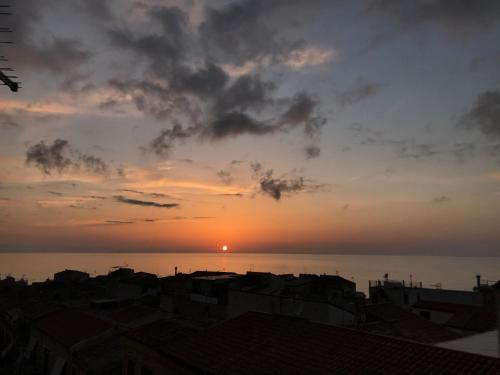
[222,245,228,252]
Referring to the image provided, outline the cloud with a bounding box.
[260,172,306,201]
[252,165,326,201]
[99,2,327,159]
[7,0,91,74]
[26,139,73,175]
[199,0,286,65]
[25,139,117,176]
[148,123,200,158]
[368,0,500,35]
[460,91,500,139]
[284,46,335,70]
[305,145,321,159]
[337,77,383,106]
[213,75,276,113]
[107,5,188,78]
[199,0,332,66]
[218,193,244,198]
[113,195,179,208]
[204,111,275,139]
[432,196,451,204]
[78,154,109,174]
[280,92,326,136]
[217,170,233,185]
[117,189,170,199]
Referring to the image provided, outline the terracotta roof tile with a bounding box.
[36,309,112,347]
[162,312,500,374]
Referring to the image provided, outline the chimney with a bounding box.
[476,274,481,290]
[174,266,178,276]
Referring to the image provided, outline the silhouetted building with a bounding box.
[54,269,90,284]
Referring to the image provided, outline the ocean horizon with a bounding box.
[2,252,499,294]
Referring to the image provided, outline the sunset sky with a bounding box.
[1,0,500,255]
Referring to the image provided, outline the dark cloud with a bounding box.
[8,0,91,74]
[432,196,451,204]
[260,172,306,201]
[213,75,275,113]
[77,154,109,174]
[148,123,200,158]
[460,91,500,139]
[368,0,500,34]
[252,165,326,201]
[106,220,134,225]
[60,73,97,95]
[337,77,383,106]
[199,0,330,65]
[199,0,285,65]
[204,112,275,139]
[218,193,244,198]
[99,3,327,159]
[117,189,170,199]
[280,93,326,136]
[217,170,233,185]
[305,145,320,159]
[48,191,64,196]
[26,139,73,175]
[171,63,229,98]
[250,161,263,178]
[107,5,189,78]
[75,0,114,22]
[108,79,195,122]
[26,139,117,176]
[113,195,179,209]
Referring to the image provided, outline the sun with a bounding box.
[222,245,228,252]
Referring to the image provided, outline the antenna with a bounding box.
[0,2,20,92]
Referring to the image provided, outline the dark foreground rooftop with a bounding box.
[161,311,500,375]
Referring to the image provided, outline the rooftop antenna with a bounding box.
[0,2,20,92]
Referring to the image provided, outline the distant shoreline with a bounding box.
[0,251,499,257]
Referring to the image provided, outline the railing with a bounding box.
[369,279,423,288]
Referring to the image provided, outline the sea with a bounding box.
[1,252,499,294]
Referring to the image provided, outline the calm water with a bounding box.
[1,253,499,294]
